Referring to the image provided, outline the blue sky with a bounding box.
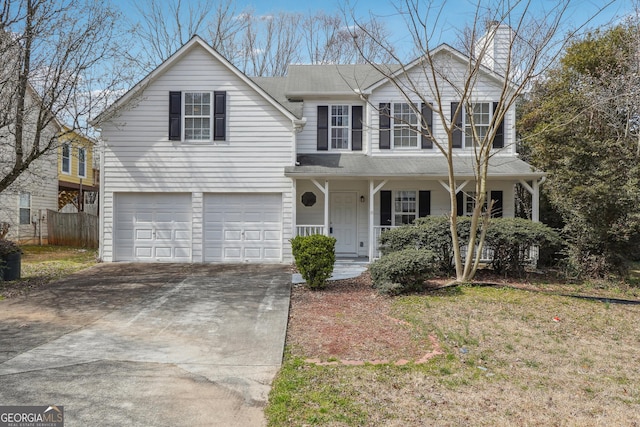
[116,0,636,61]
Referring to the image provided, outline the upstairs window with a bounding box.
[184,92,211,141]
[169,91,226,142]
[393,103,419,148]
[330,105,349,149]
[62,143,71,174]
[465,103,490,148]
[78,147,86,178]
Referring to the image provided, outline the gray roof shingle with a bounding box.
[285,154,543,179]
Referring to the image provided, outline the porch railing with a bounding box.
[296,225,325,237]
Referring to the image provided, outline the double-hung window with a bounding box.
[330,105,349,149]
[394,190,417,225]
[169,91,226,142]
[78,147,86,178]
[393,103,419,148]
[19,192,31,225]
[184,92,211,141]
[464,103,491,148]
[61,143,71,174]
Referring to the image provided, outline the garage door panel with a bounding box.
[204,193,282,262]
[115,193,192,262]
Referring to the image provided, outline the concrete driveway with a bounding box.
[0,263,291,426]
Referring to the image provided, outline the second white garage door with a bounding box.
[203,193,282,262]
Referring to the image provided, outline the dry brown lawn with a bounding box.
[272,272,640,426]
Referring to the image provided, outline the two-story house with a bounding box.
[58,128,99,214]
[93,32,543,263]
[0,85,59,244]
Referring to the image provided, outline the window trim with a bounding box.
[77,147,87,178]
[61,143,71,174]
[329,105,351,150]
[19,192,31,225]
[463,191,488,216]
[392,102,419,149]
[183,91,213,142]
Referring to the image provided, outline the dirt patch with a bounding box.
[286,272,438,363]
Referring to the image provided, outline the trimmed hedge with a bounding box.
[484,218,562,275]
[379,216,473,274]
[290,234,336,290]
[378,216,562,277]
[369,248,438,295]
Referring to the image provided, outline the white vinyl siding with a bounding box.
[100,44,294,262]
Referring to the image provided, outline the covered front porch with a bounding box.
[291,177,543,261]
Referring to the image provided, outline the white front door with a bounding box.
[330,192,357,254]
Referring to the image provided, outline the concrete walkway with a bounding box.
[0,263,291,427]
[292,259,369,284]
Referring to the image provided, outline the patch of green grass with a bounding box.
[0,245,97,298]
[20,245,97,278]
[266,353,369,427]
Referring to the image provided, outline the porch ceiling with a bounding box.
[285,154,545,179]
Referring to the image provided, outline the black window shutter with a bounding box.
[380,190,392,226]
[421,103,433,149]
[451,101,462,149]
[214,91,226,141]
[490,190,503,218]
[169,91,181,141]
[492,102,504,148]
[317,106,328,151]
[379,103,391,149]
[352,106,363,151]
[456,191,464,216]
[419,191,431,217]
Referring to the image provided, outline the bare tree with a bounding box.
[237,10,302,77]
[302,11,395,64]
[128,0,226,73]
[349,0,613,283]
[0,0,130,194]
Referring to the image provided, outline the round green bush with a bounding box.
[369,248,437,295]
[290,234,336,290]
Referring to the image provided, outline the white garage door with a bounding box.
[114,193,192,262]
[204,193,282,262]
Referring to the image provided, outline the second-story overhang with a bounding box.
[284,154,544,180]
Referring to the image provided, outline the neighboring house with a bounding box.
[93,32,544,263]
[0,86,59,244]
[58,128,99,215]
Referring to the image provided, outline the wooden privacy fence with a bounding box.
[47,210,98,248]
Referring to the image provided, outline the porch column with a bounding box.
[324,180,329,236]
[292,179,297,237]
[311,179,330,236]
[532,180,539,222]
[368,179,388,261]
